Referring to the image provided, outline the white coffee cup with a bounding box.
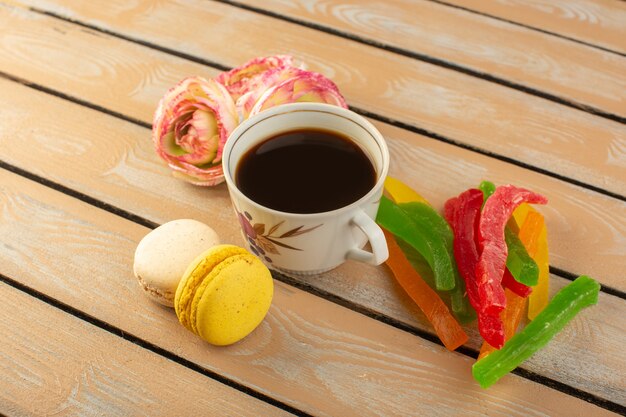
[222,103,389,275]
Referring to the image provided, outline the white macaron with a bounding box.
[133,219,220,307]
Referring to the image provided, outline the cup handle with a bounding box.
[346,210,389,265]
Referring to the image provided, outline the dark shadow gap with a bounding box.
[0,160,158,230]
[352,107,626,203]
[550,266,626,299]
[0,71,151,130]
[280,266,626,415]
[0,273,307,417]
[200,1,625,124]
[423,0,626,58]
[30,7,230,72]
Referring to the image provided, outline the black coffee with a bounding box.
[236,129,376,214]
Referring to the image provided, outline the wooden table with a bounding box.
[1,0,624,415]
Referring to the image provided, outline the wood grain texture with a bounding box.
[442,0,626,55]
[234,0,626,116]
[0,283,292,417]
[0,77,625,403]
[4,2,626,197]
[0,169,619,416]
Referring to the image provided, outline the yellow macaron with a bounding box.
[174,244,274,346]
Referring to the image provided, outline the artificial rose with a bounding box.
[216,55,347,121]
[244,67,348,118]
[216,55,301,101]
[152,76,237,186]
[234,66,303,120]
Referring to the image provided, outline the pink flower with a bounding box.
[152,77,238,186]
[216,55,347,121]
[234,66,304,119]
[245,68,348,118]
[216,55,300,101]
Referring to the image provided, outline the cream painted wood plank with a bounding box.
[1,78,625,403]
[442,0,626,55]
[0,75,623,288]
[2,3,626,197]
[0,283,292,417]
[234,0,626,117]
[0,170,618,416]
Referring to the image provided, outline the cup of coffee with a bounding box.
[222,103,389,275]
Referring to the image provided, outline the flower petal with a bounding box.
[235,66,303,121]
[216,55,304,100]
[248,70,348,117]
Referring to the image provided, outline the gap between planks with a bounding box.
[0,279,298,417]
[430,0,626,56]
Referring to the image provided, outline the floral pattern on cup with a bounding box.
[237,211,322,263]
